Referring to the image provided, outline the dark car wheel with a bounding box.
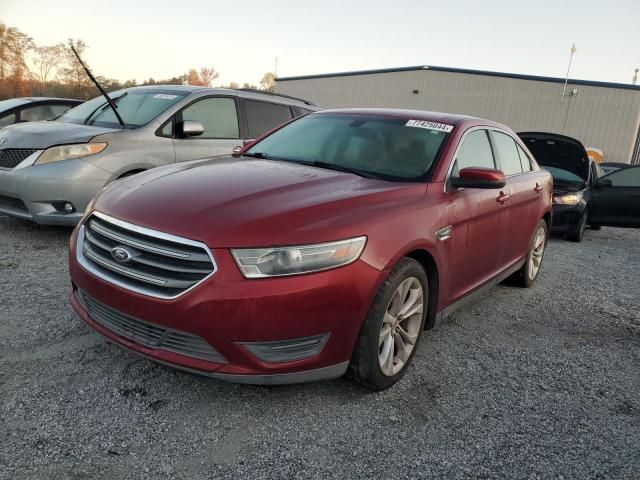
[348,258,428,391]
[567,210,587,242]
[510,219,548,288]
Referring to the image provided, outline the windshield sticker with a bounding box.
[153,94,178,100]
[405,119,454,133]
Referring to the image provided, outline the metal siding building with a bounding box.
[276,66,640,165]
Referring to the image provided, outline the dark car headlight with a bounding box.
[553,192,583,205]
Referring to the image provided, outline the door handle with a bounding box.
[497,192,511,204]
[534,183,543,192]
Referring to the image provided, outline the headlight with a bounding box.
[553,192,583,205]
[232,236,367,278]
[35,143,107,165]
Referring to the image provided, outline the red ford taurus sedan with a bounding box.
[69,109,553,390]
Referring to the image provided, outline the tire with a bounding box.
[567,210,587,242]
[510,219,548,288]
[348,258,428,391]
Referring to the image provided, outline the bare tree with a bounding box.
[59,39,95,99]
[259,72,276,92]
[33,44,64,95]
[186,67,219,87]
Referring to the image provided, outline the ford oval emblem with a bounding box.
[111,246,132,263]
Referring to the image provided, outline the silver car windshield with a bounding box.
[56,90,187,129]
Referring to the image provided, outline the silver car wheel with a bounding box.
[378,277,424,377]
[528,227,546,280]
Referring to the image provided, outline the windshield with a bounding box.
[543,166,585,186]
[0,98,32,111]
[245,113,451,181]
[56,89,188,128]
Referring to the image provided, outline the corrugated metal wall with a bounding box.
[277,70,640,164]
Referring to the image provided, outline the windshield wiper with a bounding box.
[304,160,381,179]
[241,152,278,159]
[85,93,127,126]
[71,45,125,129]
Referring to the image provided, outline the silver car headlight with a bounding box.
[232,236,367,278]
[553,191,583,205]
[35,143,107,165]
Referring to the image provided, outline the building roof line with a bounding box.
[276,65,640,91]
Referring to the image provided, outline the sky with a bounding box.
[2,0,639,87]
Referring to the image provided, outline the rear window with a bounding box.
[246,113,451,181]
[244,100,294,138]
[57,90,188,129]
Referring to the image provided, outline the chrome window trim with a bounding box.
[77,211,217,300]
[444,126,534,193]
[444,126,496,193]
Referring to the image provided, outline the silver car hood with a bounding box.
[0,121,118,149]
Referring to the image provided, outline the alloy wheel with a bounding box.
[528,227,546,280]
[378,277,424,376]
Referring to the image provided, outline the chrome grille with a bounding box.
[0,149,37,169]
[78,212,216,298]
[82,292,226,363]
[0,194,28,212]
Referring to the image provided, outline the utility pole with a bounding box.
[561,43,577,103]
[633,68,639,85]
[274,57,279,77]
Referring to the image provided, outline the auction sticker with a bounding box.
[405,119,454,133]
[153,94,178,100]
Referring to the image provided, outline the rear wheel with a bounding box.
[348,258,428,391]
[510,219,548,288]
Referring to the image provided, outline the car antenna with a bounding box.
[70,45,125,128]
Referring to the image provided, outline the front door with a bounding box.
[446,128,510,303]
[173,96,243,162]
[590,166,640,228]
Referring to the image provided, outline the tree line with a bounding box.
[0,21,276,101]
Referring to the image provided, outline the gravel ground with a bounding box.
[1,215,639,480]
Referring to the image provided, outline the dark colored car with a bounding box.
[599,162,630,176]
[518,132,640,241]
[0,97,82,128]
[69,108,555,390]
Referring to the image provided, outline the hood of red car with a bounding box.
[93,157,427,247]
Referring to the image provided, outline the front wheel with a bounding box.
[348,258,428,391]
[567,210,587,242]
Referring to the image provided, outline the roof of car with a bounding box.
[125,85,315,106]
[314,108,505,129]
[8,97,82,103]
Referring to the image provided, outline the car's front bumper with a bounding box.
[550,203,587,234]
[68,227,386,384]
[0,159,111,225]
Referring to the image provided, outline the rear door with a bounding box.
[589,166,640,227]
[241,99,295,141]
[172,96,243,162]
[445,128,510,302]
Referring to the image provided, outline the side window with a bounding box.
[600,166,640,187]
[0,112,16,127]
[181,97,239,139]
[493,132,523,176]
[159,120,173,137]
[19,104,55,122]
[244,100,294,138]
[516,144,532,172]
[50,104,75,118]
[451,129,495,177]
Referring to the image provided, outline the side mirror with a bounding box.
[596,178,613,188]
[180,120,204,137]
[450,167,506,189]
